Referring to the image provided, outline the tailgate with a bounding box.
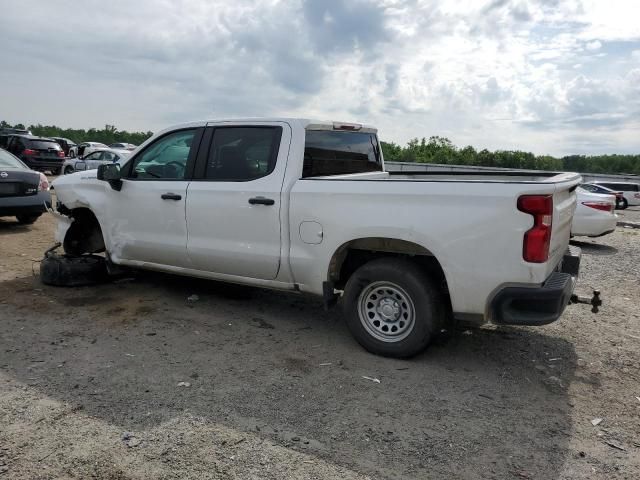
[547,175,581,271]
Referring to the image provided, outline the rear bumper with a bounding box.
[22,158,64,171]
[571,214,617,238]
[489,246,581,326]
[0,191,51,217]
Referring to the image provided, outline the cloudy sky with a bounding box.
[1,0,639,155]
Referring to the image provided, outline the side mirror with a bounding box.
[97,163,123,191]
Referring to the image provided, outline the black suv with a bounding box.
[6,135,65,174]
[52,137,76,157]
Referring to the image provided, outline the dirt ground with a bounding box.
[1,206,639,480]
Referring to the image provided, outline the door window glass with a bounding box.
[129,129,196,180]
[205,127,282,181]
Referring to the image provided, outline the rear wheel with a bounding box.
[16,214,41,225]
[343,258,444,358]
[617,198,628,210]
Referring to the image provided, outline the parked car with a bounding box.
[50,118,583,358]
[5,135,65,174]
[571,187,617,237]
[52,137,77,157]
[0,148,51,224]
[0,127,32,136]
[592,181,640,207]
[109,142,137,150]
[68,142,108,158]
[63,149,131,174]
[0,134,14,150]
[580,183,627,209]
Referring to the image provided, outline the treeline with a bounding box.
[381,136,640,175]
[0,121,153,146]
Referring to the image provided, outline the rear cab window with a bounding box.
[303,129,382,178]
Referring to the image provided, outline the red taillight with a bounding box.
[38,172,50,191]
[23,148,36,156]
[518,195,553,263]
[57,151,65,158]
[582,201,614,213]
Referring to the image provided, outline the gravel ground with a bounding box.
[0,207,639,479]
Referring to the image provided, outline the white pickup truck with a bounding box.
[49,118,582,357]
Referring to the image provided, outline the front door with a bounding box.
[185,123,290,279]
[104,127,202,267]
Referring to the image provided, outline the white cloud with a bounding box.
[0,0,638,156]
[585,40,602,51]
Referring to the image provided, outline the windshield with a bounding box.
[0,149,27,169]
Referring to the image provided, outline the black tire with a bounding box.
[343,258,444,358]
[617,198,628,210]
[40,253,108,287]
[64,165,74,175]
[16,214,41,225]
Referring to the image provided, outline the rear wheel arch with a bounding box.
[327,237,449,293]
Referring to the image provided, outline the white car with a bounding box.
[62,149,130,174]
[68,142,109,158]
[50,118,583,357]
[571,187,617,237]
[109,142,137,151]
[592,181,640,207]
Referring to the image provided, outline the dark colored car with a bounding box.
[0,127,32,136]
[52,137,77,157]
[5,135,65,174]
[581,183,627,209]
[0,148,51,224]
[0,134,12,150]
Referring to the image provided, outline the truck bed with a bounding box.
[312,170,582,184]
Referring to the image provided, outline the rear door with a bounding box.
[185,122,291,279]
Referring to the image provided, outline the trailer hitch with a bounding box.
[570,290,602,313]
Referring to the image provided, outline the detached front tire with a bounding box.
[40,253,108,287]
[343,258,444,358]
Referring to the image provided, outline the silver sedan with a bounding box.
[63,149,131,174]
